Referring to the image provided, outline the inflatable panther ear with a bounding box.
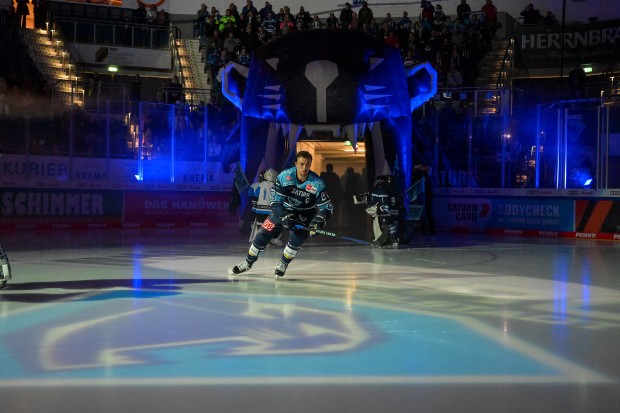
[221,62,249,111]
[405,61,437,112]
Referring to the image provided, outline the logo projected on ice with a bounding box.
[10,296,375,371]
[2,291,608,383]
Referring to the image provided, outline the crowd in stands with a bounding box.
[519,3,559,26]
[0,0,563,165]
[197,0,508,93]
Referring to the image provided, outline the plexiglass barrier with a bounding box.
[1,91,619,190]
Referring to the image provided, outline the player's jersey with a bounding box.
[271,167,333,217]
[368,183,399,217]
[249,180,274,215]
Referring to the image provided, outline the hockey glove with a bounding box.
[308,215,326,237]
[279,211,294,230]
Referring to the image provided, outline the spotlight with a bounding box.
[569,167,593,188]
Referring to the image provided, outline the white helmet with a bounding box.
[263,168,278,183]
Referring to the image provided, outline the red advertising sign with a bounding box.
[123,192,238,228]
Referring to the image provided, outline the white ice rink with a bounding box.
[1,228,620,413]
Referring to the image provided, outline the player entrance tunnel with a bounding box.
[296,139,369,237]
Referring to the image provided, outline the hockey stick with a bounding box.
[294,225,370,245]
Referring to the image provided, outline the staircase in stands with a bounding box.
[21,28,84,107]
[475,36,514,115]
[175,38,212,104]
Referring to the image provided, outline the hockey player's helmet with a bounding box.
[263,169,278,183]
[258,170,266,182]
[373,175,394,189]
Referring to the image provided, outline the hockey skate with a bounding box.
[274,260,288,279]
[229,260,252,275]
[0,245,12,288]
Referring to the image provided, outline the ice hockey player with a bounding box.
[248,168,282,246]
[230,151,334,279]
[365,175,401,248]
[0,244,12,288]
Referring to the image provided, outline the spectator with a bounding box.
[403,49,416,68]
[240,24,261,51]
[281,5,294,22]
[367,17,379,36]
[167,75,183,104]
[398,11,412,31]
[384,30,399,48]
[397,12,412,49]
[210,28,225,49]
[210,6,221,21]
[130,74,142,105]
[357,1,373,29]
[235,47,251,66]
[32,0,46,30]
[432,51,446,86]
[311,15,322,29]
[542,11,559,26]
[568,64,587,98]
[232,37,244,55]
[133,1,147,24]
[381,13,396,32]
[433,4,446,24]
[15,0,28,28]
[451,25,465,47]
[456,0,471,22]
[419,0,434,24]
[223,31,237,53]
[377,21,389,39]
[195,3,209,38]
[279,13,293,33]
[262,11,278,38]
[206,40,222,79]
[326,12,340,29]
[296,6,311,29]
[258,1,272,19]
[349,11,358,30]
[480,0,498,35]
[236,11,249,33]
[214,49,232,102]
[146,5,158,25]
[446,65,463,89]
[156,9,170,46]
[241,0,258,17]
[449,46,462,69]
[320,164,343,228]
[218,9,237,33]
[339,2,353,29]
[420,14,432,33]
[520,4,541,25]
[407,33,419,56]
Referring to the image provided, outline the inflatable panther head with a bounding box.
[222,29,436,191]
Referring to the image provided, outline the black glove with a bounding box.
[308,215,326,237]
[280,211,294,230]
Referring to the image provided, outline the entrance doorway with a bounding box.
[296,140,370,239]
